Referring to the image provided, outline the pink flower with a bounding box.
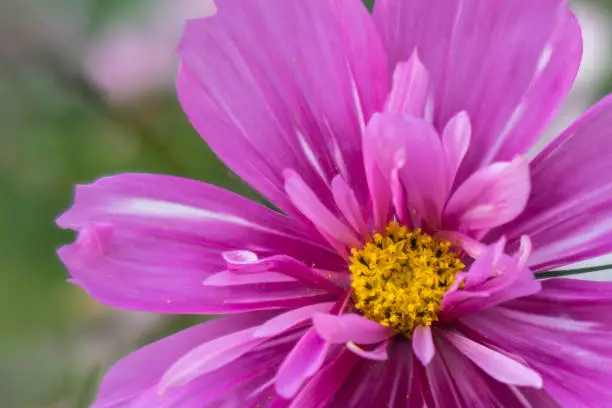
[58,0,612,406]
[84,0,216,102]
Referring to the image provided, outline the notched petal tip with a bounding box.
[72,222,114,257]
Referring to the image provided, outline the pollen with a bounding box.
[349,222,464,335]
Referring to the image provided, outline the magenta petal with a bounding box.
[462,279,612,406]
[275,329,329,398]
[253,302,333,339]
[312,312,394,345]
[412,326,435,366]
[92,312,275,407]
[442,238,540,319]
[346,340,389,361]
[443,330,543,388]
[220,253,345,296]
[363,135,393,233]
[56,174,339,314]
[177,0,388,214]
[58,225,332,314]
[289,350,359,408]
[463,238,505,290]
[374,0,581,180]
[421,333,556,407]
[202,271,295,287]
[384,51,429,118]
[444,157,530,231]
[492,96,612,271]
[285,169,361,251]
[57,174,334,265]
[367,113,448,226]
[329,340,424,408]
[160,325,266,391]
[331,175,369,239]
[442,111,472,190]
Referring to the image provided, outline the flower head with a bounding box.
[58,0,612,406]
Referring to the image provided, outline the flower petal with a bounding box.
[346,340,389,361]
[444,157,530,231]
[253,302,333,339]
[462,278,612,406]
[412,326,435,366]
[285,169,361,252]
[490,96,612,271]
[275,328,329,398]
[312,312,394,345]
[421,332,557,408]
[367,113,448,227]
[329,340,424,408]
[331,175,369,239]
[383,51,429,118]
[289,350,360,408]
[442,111,472,190]
[443,330,543,388]
[160,326,264,391]
[374,0,581,180]
[57,174,337,313]
[91,312,276,407]
[442,238,540,319]
[178,0,388,214]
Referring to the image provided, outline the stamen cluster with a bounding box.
[350,223,464,334]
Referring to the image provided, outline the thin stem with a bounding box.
[537,264,612,279]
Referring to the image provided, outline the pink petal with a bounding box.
[275,329,329,398]
[462,237,505,290]
[312,312,394,344]
[92,311,276,407]
[491,96,612,271]
[331,175,369,239]
[289,350,360,408]
[367,113,448,227]
[412,326,435,366]
[444,157,530,231]
[443,330,542,388]
[56,174,337,313]
[420,333,556,408]
[329,340,424,408]
[285,170,361,251]
[218,253,345,295]
[202,270,295,287]
[346,340,389,361]
[363,136,393,233]
[253,302,333,339]
[160,325,267,392]
[384,51,429,117]
[442,238,540,319]
[462,279,612,406]
[177,0,388,215]
[374,0,582,181]
[442,111,472,190]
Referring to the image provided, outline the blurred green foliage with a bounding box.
[1,0,612,406]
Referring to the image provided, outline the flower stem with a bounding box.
[537,264,612,279]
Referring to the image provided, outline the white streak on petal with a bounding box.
[298,130,328,184]
[113,198,292,237]
[347,62,366,134]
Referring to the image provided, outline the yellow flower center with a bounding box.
[349,222,464,335]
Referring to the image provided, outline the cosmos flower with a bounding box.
[58,0,612,406]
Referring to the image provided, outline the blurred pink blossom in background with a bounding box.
[84,0,217,102]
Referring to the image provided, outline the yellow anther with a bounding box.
[349,222,464,335]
